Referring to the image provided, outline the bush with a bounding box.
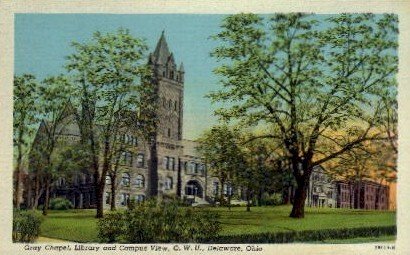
[97,211,125,243]
[209,225,396,243]
[98,200,221,243]
[13,210,42,242]
[49,197,73,210]
[260,193,283,206]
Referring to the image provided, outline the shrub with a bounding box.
[260,193,283,206]
[98,200,221,243]
[97,211,125,243]
[13,210,42,243]
[49,197,73,210]
[208,225,396,243]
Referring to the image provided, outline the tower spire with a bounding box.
[153,30,171,65]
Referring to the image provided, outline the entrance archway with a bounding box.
[185,180,203,198]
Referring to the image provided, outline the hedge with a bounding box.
[204,225,396,243]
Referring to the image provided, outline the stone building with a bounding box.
[27,32,213,209]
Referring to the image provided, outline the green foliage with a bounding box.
[259,193,283,206]
[97,201,221,243]
[97,211,125,243]
[49,198,74,210]
[39,206,395,243]
[13,210,42,242]
[211,13,398,218]
[211,226,396,243]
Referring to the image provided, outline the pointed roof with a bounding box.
[179,62,184,72]
[153,31,171,65]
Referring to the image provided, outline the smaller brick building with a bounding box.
[335,180,389,210]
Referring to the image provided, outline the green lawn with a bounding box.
[39,205,396,243]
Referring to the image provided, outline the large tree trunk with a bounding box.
[42,178,50,216]
[110,176,116,211]
[289,180,308,218]
[95,180,104,218]
[147,137,158,198]
[32,176,43,210]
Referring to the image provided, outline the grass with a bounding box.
[39,205,396,243]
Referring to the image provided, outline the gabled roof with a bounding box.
[152,31,172,65]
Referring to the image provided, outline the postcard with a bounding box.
[1,1,409,254]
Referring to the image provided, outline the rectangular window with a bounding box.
[105,192,111,205]
[170,157,175,170]
[164,157,169,170]
[137,154,144,168]
[121,193,130,206]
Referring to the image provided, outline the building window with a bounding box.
[136,153,144,168]
[164,157,170,169]
[169,157,175,170]
[105,175,111,185]
[213,181,219,195]
[105,192,111,205]
[189,162,195,174]
[135,174,144,188]
[136,194,145,203]
[121,151,133,166]
[167,128,171,137]
[121,173,131,187]
[168,99,172,109]
[174,101,178,111]
[121,193,130,206]
[165,177,173,190]
[163,97,166,107]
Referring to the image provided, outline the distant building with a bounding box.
[306,166,337,208]
[305,166,390,210]
[335,180,389,210]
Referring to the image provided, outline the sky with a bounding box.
[15,14,227,140]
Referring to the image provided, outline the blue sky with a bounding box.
[15,14,227,140]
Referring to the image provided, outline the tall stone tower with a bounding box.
[148,31,185,197]
[149,31,184,142]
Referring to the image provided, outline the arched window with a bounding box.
[136,153,144,168]
[165,177,173,190]
[168,99,172,109]
[167,128,171,137]
[135,174,144,188]
[174,101,178,111]
[121,173,130,187]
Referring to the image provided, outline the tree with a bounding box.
[32,75,74,215]
[65,28,151,218]
[210,13,398,218]
[13,74,39,209]
[197,125,244,207]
